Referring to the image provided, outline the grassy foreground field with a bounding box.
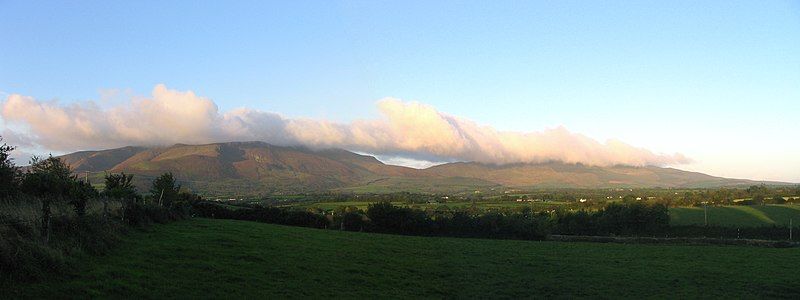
[8,218,800,298]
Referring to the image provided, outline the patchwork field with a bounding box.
[8,218,800,298]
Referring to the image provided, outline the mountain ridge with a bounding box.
[58,141,786,195]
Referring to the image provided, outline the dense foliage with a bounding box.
[0,138,201,283]
[194,198,799,241]
[0,139,20,199]
[194,200,675,241]
[149,172,181,207]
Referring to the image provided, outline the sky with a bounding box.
[1,1,799,182]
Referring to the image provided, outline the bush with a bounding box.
[192,200,794,246]
[0,212,125,282]
[192,202,328,229]
[0,227,66,282]
[49,214,125,255]
[0,142,200,285]
[551,202,669,236]
[366,201,431,235]
[122,202,189,227]
[1,196,194,285]
[341,211,366,232]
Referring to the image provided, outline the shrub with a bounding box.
[366,201,431,235]
[341,211,366,231]
[192,202,328,229]
[0,139,20,199]
[551,202,669,236]
[0,226,67,282]
[150,172,181,207]
[0,139,200,285]
[0,212,126,282]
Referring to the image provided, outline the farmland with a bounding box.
[284,199,800,228]
[8,218,800,298]
[283,199,571,211]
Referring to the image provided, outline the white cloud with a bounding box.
[1,84,689,167]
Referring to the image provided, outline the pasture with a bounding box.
[8,218,800,298]
[287,199,800,228]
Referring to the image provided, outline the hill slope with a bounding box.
[422,162,763,188]
[59,142,777,195]
[10,218,800,298]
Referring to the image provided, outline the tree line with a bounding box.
[195,197,797,242]
[194,199,674,241]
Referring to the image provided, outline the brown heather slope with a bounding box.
[60,146,146,172]
[58,141,779,195]
[59,142,433,194]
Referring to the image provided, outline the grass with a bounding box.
[670,205,800,227]
[9,218,800,298]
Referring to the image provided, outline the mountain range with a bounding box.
[59,141,778,196]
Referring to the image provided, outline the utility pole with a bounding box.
[704,203,708,226]
[790,219,793,241]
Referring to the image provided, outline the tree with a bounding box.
[747,184,768,204]
[149,172,180,207]
[20,155,74,196]
[752,194,765,205]
[69,179,98,217]
[103,172,138,221]
[103,172,137,199]
[0,137,20,199]
[622,194,637,203]
[20,155,76,242]
[769,195,786,204]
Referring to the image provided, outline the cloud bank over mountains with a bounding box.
[1,84,689,167]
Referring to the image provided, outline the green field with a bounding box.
[9,218,800,298]
[670,205,800,227]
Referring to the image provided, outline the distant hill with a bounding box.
[58,141,784,195]
[422,162,764,189]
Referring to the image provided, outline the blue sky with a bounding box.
[1,1,799,182]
